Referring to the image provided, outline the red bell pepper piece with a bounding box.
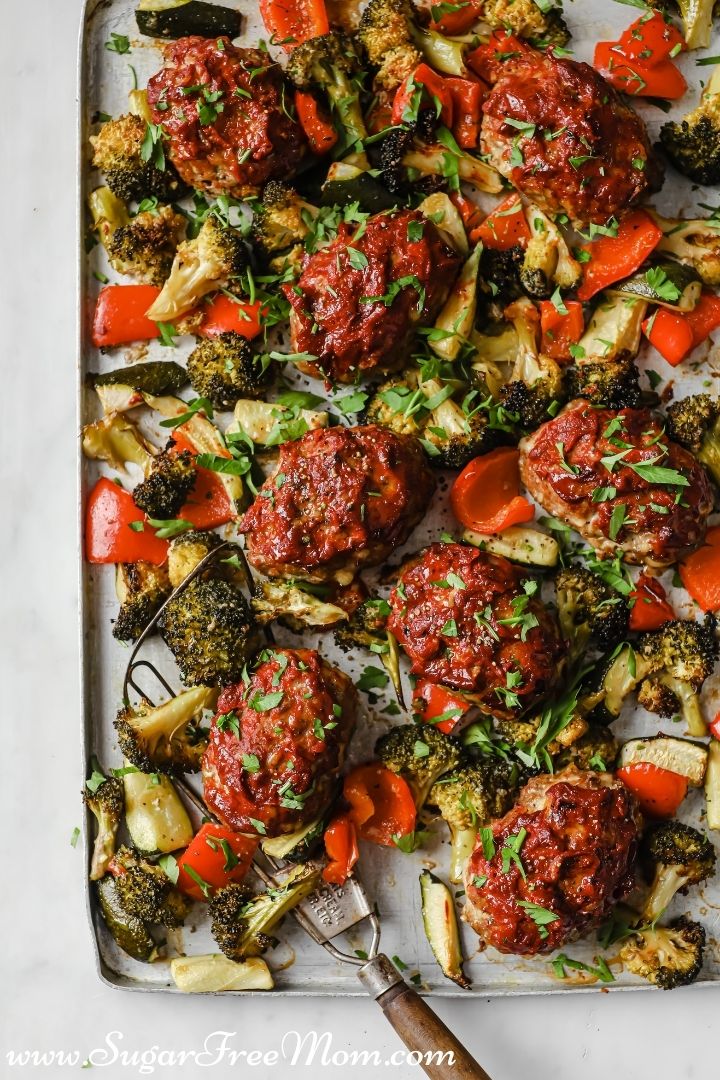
[616,762,688,818]
[176,823,258,901]
[430,0,482,35]
[412,679,472,735]
[686,291,720,343]
[466,31,532,84]
[92,285,162,348]
[294,90,338,155]
[199,294,266,340]
[344,763,416,847]
[258,0,329,51]
[169,434,236,529]
[450,192,484,235]
[642,308,695,367]
[450,448,535,534]
[577,209,663,301]
[472,194,530,251]
[322,814,359,886]
[679,526,720,612]
[540,300,584,361]
[618,12,685,66]
[709,711,720,741]
[445,77,484,149]
[392,64,454,128]
[629,573,675,631]
[85,477,169,565]
[594,42,687,99]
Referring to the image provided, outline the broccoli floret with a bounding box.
[377,127,421,195]
[209,866,322,960]
[364,374,426,438]
[358,0,468,89]
[160,577,258,687]
[637,616,718,736]
[554,725,619,772]
[478,246,525,317]
[566,358,643,410]
[556,566,630,666]
[114,685,216,773]
[427,757,523,882]
[251,181,317,262]
[335,598,404,703]
[91,114,185,203]
[640,822,716,923]
[83,774,124,881]
[186,333,270,409]
[666,394,720,485]
[520,202,581,298]
[375,724,463,810]
[167,529,224,588]
[132,447,196,519]
[660,66,720,185]
[251,580,348,631]
[111,846,190,928]
[480,0,570,46]
[650,212,720,287]
[620,917,706,990]
[146,215,249,323]
[580,643,646,724]
[287,32,368,157]
[89,186,186,286]
[114,561,171,643]
[500,298,565,429]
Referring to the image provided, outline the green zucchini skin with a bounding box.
[136,1,242,40]
[96,877,157,963]
[91,360,188,396]
[320,175,398,214]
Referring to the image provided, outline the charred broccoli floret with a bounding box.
[556,566,630,666]
[209,866,322,960]
[640,821,716,923]
[636,616,718,736]
[167,529,225,588]
[480,0,570,46]
[358,0,468,89]
[113,561,171,643]
[427,756,523,881]
[89,186,186,285]
[83,774,124,881]
[649,211,720,287]
[160,577,258,687]
[91,114,185,203]
[111,846,190,928]
[114,686,216,773]
[287,32,368,157]
[554,724,619,772]
[666,394,720,485]
[251,181,316,262]
[364,374,426,438]
[186,333,270,408]
[620,917,706,990]
[500,298,565,429]
[660,66,720,185]
[146,215,249,323]
[478,245,525,315]
[375,724,463,810]
[251,580,348,631]
[566,358,643,410]
[132,447,196,519]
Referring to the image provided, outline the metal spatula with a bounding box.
[121,544,491,1080]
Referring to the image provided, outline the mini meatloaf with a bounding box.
[387,543,563,716]
[283,209,462,383]
[464,767,641,956]
[202,648,356,837]
[147,38,307,197]
[480,49,661,225]
[238,425,436,584]
[519,401,713,567]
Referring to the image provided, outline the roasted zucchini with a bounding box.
[170,954,274,992]
[419,870,470,989]
[618,736,708,787]
[92,361,188,396]
[136,0,242,40]
[123,766,195,853]
[610,262,702,312]
[260,816,326,862]
[463,526,559,569]
[96,876,157,963]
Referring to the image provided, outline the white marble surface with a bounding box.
[1,2,718,1076]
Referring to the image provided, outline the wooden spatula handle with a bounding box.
[358,954,491,1080]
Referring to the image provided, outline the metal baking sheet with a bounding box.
[78,0,720,995]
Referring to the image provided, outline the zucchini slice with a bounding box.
[321,162,397,214]
[136,0,242,40]
[429,244,482,362]
[92,361,188,397]
[170,954,274,992]
[610,262,702,312]
[96,877,157,963]
[123,765,195,853]
[618,736,708,787]
[419,870,470,989]
[463,525,559,568]
[705,740,720,830]
[261,816,326,861]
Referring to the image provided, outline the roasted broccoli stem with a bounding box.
[111,846,190,928]
[666,394,720,486]
[209,865,322,960]
[132,447,196,520]
[375,724,463,810]
[146,215,249,323]
[555,566,630,666]
[520,202,581,297]
[83,774,124,881]
[114,561,172,643]
[251,580,348,631]
[480,0,570,46]
[427,756,523,882]
[649,211,720,287]
[186,333,270,409]
[89,186,186,286]
[566,358,643,410]
[641,821,716,923]
[114,685,216,773]
[251,181,316,262]
[661,0,716,50]
[358,0,468,88]
[620,917,706,990]
[500,298,565,430]
[660,66,720,185]
[91,113,185,203]
[160,577,258,687]
[287,32,368,157]
[636,616,718,736]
